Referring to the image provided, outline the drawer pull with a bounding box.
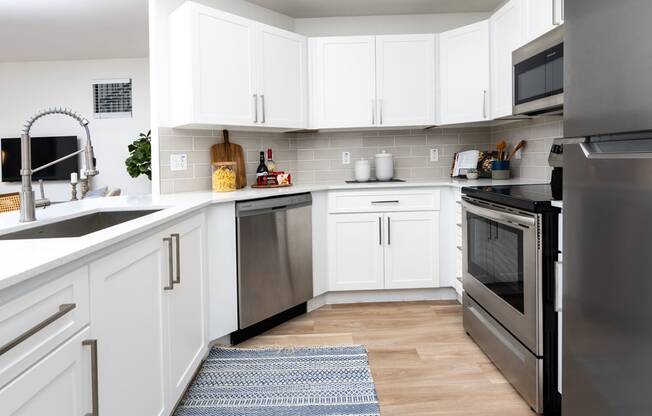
[0,303,76,356]
[163,237,174,290]
[371,200,399,204]
[83,339,99,416]
[171,233,181,284]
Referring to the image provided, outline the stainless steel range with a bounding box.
[461,185,561,415]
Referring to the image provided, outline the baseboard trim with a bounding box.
[308,287,458,311]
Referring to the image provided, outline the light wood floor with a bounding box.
[238,300,534,416]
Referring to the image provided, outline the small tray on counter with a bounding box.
[251,183,293,189]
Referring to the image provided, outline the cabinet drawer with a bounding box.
[0,267,90,388]
[328,189,440,213]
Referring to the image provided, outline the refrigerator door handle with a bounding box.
[581,139,652,159]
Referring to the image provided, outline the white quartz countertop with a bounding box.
[0,177,544,290]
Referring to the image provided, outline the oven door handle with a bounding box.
[462,199,536,229]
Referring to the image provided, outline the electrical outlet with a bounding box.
[515,149,523,160]
[170,154,188,171]
[342,151,351,165]
[430,148,439,162]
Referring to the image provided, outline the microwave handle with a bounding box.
[462,199,536,229]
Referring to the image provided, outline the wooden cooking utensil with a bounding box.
[496,140,507,160]
[210,130,247,189]
[507,140,526,161]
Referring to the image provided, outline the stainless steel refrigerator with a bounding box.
[564,0,652,414]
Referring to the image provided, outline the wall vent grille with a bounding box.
[93,78,132,119]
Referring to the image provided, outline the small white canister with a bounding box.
[375,150,394,181]
[354,158,371,182]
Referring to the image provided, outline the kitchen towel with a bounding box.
[174,345,380,416]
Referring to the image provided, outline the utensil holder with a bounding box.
[491,160,511,179]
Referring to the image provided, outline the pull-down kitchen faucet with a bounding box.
[19,107,99,222]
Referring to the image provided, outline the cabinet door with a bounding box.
[438,21,490,124]
[524,0,555,42]
[90,236,166,416]
[490,0,525,119]
[328,213,384,291]
[0,328,90,416]
[194,6,257,125]
[162,214,208,410]
[310,36,376,128]
[384,212,439,289]
[375,34,436,127]
[258,25,307,129]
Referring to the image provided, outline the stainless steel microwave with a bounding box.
[512,25,564,116]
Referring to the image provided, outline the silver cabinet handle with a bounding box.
[0,303,76,356]
[371,200,399,204]
[378,217,382,245]
[171,233,181,284]
[379,99,383,125]
[253,94,258,123]
[387,216,391,245]
[552,0,556,25]
[163,237,174,290]
[261,94,266,124]
[371,99,376,125]
[482,90,487,118]
[82,339,99,416]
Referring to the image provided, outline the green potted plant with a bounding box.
[125,130,151,180]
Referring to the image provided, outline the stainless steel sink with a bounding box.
[0,210,162,240]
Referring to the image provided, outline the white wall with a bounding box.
[294,13,490,36]
[0,58,151,201]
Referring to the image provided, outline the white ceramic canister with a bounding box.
[354,158,371,182]
[375,150,394,181]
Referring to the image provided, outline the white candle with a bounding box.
[70,172,78,184]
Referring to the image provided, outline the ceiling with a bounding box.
[245,0,505,18]
[0,0,148,62]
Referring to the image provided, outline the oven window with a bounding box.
[467,212,524,313]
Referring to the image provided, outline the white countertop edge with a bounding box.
[0,178,546,290]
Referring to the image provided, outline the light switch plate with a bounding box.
[342,151,351,165]
[170,154,188,171]
[430,148,439,162]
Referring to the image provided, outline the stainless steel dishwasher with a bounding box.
[236,193,313,332]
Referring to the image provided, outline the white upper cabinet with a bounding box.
[524,0,554,42]
[438,20,490,124]
[524,0,563,43]
[375,34,436,127]
[490,0,526,119]
[169,2,307,130]
[258,26,307,128]
[309,36,377,129]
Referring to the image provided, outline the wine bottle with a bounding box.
[256,151,268,185]
[265,148,276,172]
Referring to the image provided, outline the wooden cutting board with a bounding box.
[210,130,246,189]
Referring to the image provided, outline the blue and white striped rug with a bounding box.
[174,345,380,416]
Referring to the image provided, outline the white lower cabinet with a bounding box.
[90,233,168,416]
[384,211,439,289]
[328,213,384,291]
[328,210,439,291]
[0,328,91,416]
[89,212,207,416]
[161,214,208,410]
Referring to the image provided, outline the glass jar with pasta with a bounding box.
[212,162,237,192]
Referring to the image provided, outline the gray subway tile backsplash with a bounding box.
[158,121,560,193]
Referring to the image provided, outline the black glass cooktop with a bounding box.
[462,184,561,212]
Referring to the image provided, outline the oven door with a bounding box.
[462,197,541,355]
